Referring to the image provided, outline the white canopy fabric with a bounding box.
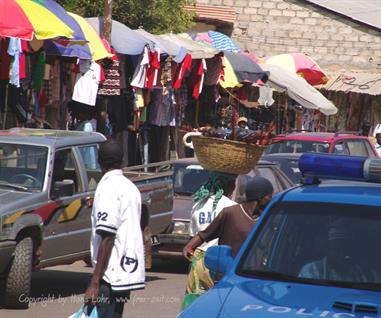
[134,29,183,58]
[261,64,338,115]
[159,33,219,59]
[86,17,149,55]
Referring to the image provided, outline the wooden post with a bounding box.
[103,0,113,42]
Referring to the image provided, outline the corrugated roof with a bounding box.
[304,0,381,30]
[183,4,236,25]
[321,72,381,95]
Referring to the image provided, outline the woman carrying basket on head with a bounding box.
[181,172,237,309]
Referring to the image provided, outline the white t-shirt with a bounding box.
[189,195,236,251]
[91,169,145,291]
[72,60,100,106]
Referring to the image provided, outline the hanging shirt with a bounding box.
[131,47,150,88]
[7,38,22,87]
[173,53,192,89]
[146,48,161,89]
[149,87,176,126]
[91,169,145,291]
[72,60,101,106]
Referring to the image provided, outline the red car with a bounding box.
[264,132,379,157]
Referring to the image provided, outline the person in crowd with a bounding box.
[84,140,145,318]
[182,176,274,308]
[181,173,237,308]
[237,116,249,130]
[299,220,368,282]
[375,132,381,157]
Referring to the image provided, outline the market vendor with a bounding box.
[237,116,249,129]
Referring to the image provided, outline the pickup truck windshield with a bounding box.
[173,164,210,195]
[238,202,381,291]
[265,140,330,154]
[0,143,48,191]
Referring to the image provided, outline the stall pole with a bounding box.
[2,86,8,130]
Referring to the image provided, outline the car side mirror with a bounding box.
[204,245,233,275]
[52,180,74,199]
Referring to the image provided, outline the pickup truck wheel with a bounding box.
[4,237,33,309]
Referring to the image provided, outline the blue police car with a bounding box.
[178,153,381,318]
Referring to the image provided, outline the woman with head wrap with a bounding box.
[182,176,274,309]
[182,172,237,309]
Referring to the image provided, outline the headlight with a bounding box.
[172,221,190,235]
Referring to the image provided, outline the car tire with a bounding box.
[4,237,33,309]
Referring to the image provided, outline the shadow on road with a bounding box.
[150,259,189,275]
[30,269,91,299]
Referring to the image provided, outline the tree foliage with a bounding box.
[58,0,195,34]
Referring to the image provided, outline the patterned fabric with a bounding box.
[208,31,240,52]
[98,60,121,96]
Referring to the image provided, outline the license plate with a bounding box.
[151,235,160,246]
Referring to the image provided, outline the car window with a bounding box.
[0,143,48,190]
[53,149,82,194]
[78,145,101,191]
[265,140,330,154]
[333,141,349,155]
[256,167,282,193]
[173,164,210,195]
[346,140,371,157]
[364,141,376,158]
[238,202,381,289]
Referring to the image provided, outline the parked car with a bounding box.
[153,157,294,259]
[178,153,381,318]
[264,132,378,157]
[0,128,173,309]
[261,153,303,184]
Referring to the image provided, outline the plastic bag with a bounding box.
[68,304,98,318]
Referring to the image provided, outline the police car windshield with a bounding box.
[238,202,381,291]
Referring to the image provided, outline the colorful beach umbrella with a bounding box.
[194,31,240,52]
[0,0,74,40]
[68,13,113,61]
[220,51,268,88]
[265,53,328,86]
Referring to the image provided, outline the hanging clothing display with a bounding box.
[7,38,22,88]
[172,53,192,89]
[72,60,101,106]
[131,46,150,88]
[204,55,222,86]
[98,58,121,96]
[146,48,161,89]
[148,87,176,127]
[190,59,207,100]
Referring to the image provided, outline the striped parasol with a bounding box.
[265,53,328,86]
[0,0,74,40]
[194,31,240,52]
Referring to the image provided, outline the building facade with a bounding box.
[193,0,381,72]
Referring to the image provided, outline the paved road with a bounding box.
[0,258,189,318]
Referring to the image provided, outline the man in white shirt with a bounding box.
[84,140,144,318]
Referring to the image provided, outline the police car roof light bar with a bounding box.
[299,153,381,183]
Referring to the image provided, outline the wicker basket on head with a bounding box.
[190,134,265,175]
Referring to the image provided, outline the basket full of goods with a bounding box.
[183,129,266,175]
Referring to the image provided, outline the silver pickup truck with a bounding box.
[0,128,173,309]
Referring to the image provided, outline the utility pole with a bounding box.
[103,0,112,42]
